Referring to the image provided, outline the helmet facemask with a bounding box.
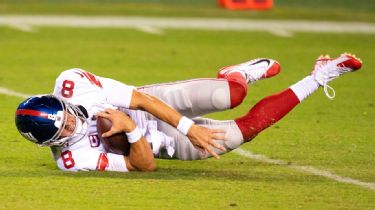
[40,99,88,147]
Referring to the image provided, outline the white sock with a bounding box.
[289,76,320,102]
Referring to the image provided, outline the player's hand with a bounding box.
[96,108,136,137]
[187,124,226,159]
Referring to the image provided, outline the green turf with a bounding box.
[1,0,375,22]
[0,25,374,209]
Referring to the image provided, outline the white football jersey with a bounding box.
[52,68,135,172]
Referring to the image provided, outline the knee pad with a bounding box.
[211,88,231,110]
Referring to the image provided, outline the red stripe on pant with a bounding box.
[235,88,300,141]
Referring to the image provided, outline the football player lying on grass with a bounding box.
[15,53,362,172]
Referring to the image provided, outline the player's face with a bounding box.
[60,112,76,137]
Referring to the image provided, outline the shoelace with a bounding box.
[314,59,334,99]
[323,83,336,100]
[322,64,352,100]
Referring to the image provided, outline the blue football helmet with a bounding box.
[15,95,88,147]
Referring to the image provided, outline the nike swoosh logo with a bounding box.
[250,59,270,66]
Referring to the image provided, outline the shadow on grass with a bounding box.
[0,161,323,184]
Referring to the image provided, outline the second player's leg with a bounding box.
[235,53,362,141]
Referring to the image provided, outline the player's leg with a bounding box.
[138,78,234,118]
[138,58,280,118]
[236,53,362,141]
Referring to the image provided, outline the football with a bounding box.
[96,116,130,156]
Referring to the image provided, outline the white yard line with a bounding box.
[1,15,375,36]
[234,148,375,191]
[0,87,31,99]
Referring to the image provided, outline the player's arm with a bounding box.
[129,90,225,159]
[97,109,156,172]
[124,136,155,172]
[99,76,225,158]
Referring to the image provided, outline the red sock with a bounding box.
[217,72,248,108]
[235,88,300,141]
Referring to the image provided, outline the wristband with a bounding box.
[177,116,194,135]
[126,126,142,144]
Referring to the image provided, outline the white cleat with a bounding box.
[218,58,281,84]
[311,53,362,99]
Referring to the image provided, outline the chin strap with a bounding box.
[77,105,89,118]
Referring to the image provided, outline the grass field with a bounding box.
[1,0,375,22]
[0,1,375,210]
